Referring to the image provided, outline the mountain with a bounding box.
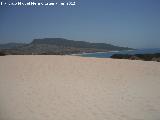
[31,38,130,50]
[0,38,133,55]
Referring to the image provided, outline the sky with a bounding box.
[0,0,160,48]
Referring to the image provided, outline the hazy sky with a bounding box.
[0,0,160,48]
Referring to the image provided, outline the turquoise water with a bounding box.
[79,48,160,58]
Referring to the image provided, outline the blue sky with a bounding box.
[0,0,160,48]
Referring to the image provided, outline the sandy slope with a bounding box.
[0,55,160,120]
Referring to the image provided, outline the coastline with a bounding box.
[71,50,120,56]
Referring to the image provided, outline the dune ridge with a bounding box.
[0,55,160,120]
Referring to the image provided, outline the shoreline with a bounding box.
[71,50,121,56]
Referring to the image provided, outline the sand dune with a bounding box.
[0,55,160,120]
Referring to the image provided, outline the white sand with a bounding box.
[0,55,160,120]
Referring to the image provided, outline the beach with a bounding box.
[0,55,160,120]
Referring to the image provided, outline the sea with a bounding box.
[78,48,160,58]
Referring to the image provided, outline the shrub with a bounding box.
[0,51,6,56]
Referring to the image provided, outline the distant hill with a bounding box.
[0,38,133,55]
[0,43,26,49]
